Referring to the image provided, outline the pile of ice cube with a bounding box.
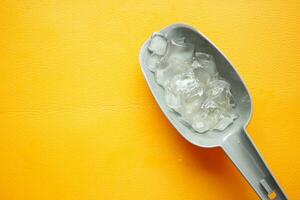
[146,32,238,133]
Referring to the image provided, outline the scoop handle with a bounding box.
[221,129,287,200]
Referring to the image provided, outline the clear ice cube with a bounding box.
[146,53,161,72]
[214,116,234,131]
[168,71,199,94]
[163,40,194,64]
[191,113,209,133]
[193,121,209,133]
[206,80,233,108]
[206,80,230,97]
[148,33,168,56]
[165,87,182,112]
[169,72,206,123]
[181,98,203,123]
[201,98,218,111]
[193,67,212,84]
[165,71,206,115]
[155,58,190,87]
[194,52,217,76]
[164,71,198,112]
[205,109,222,129]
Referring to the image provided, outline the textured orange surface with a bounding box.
[0,1,299,199]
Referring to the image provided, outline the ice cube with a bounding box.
[201,98,218,110]
[163,40,194,64]
[194,52,217,76]
[200,98,221,123]
[146,53,161,72]
[165,87,182,112]
[164,71,199,111]
[214,116,234,131]
[191,60,201,68]
[206,80,232,107]
[192,120,209,133]
[230,112,238,120]
[191,113,209,133]
[148,33,168,56]
[166,71,205,122]
[204,108,225,130]
[166,71,204,115]
[155,59,190,87]
[181,97,203,123]
[206,80,230,97]
[193,67,212,84]
[169,71,199,94]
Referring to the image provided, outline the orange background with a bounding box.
[0,1,299,199]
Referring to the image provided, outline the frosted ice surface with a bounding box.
[146,32,238,133]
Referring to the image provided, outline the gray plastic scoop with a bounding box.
[139,24,287,200]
